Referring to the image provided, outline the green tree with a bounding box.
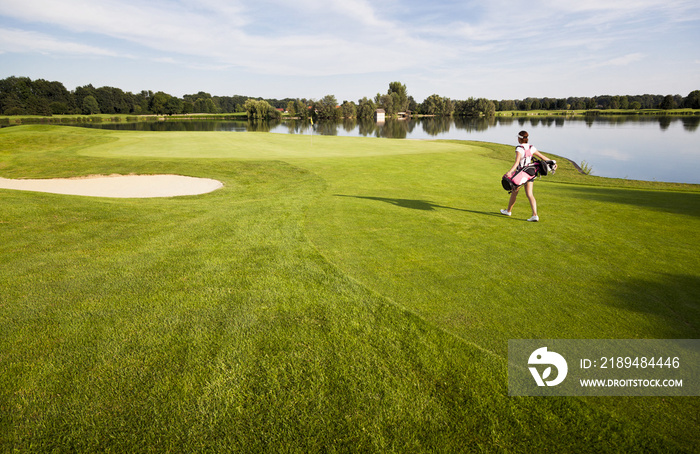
[193,97,218,113]
[81,95,100,115]
[50,102,69,114]
[149,92,170,115]
[420,94,439,115]
[357,97,376,119]
[341,100,357,118]
[0,92,24,115]
[454,98,473,116]
[244,99,280,120]
[74,84,97,113]
[136,91,151,114]
[184,91,211,104]
[455,98,495,117]
[0,77,71,115]
[620,96,629,109]
[214,96,240,113]
[407,96,418,113]
[518,99,532,111]
[25,96,51,116]
[315,95,339,119]
[33,79,74,112]
[205,98,218,113]
[443,97,454,116]
[193,98,207,113]
[165,97,183,115]
[610,96,621,109]
[95,86,126,114]
[640,94,654,109]
[375,93,396,117]
[388,82,409,112]
[420,94,453,116]
[660,95,677,110]
[477,98,496,117]
[499,100,516,111]
[684,90,700,109]
[286,99,309,119]
[571,98,586,110]
[0,77,30,114]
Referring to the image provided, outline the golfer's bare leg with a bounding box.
[525,182,537,217]
[507,187,519,212]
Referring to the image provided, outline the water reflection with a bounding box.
[78,120,249,132]
[682,116,700,132]
[283,118,418,138]
[73,114,700,135]
[471,115,700,132]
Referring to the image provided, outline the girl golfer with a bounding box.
[500,131,555,222]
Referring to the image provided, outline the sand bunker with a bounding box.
[0,174,223,198]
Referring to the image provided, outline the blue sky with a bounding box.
[0,0,698,102]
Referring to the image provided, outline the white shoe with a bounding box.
[500,209,511,216]
[527,215,539,222]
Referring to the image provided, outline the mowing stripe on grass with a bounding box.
[1,125,698,452]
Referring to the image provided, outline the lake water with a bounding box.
[77,115,700,184]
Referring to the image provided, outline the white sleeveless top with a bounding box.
[516,144,537,168]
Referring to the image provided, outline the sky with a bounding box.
[0,0,698,102]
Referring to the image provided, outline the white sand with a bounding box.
[0,174,223,198]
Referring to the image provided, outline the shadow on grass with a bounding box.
[334,194,505,218]
[562,186,700,218]
[606,273,700,338]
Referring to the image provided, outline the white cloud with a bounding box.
[0,0,446,76]
[0,27,119,56]
[325,0,394,29]
[0,0,698,100]
[605,53,645,66]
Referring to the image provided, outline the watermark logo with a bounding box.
[528,347,568,386]
[509,339,698,396]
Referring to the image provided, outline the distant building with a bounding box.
[375,109,386,123]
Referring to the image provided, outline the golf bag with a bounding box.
[501,159,556,193]
[536,158,557,176]
[501,163,539,193]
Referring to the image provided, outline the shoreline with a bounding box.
[2,109,699,127]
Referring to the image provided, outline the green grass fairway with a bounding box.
[1,125,699,452]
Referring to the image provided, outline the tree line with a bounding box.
[1,76,698,121]
[495,93,700,111]
[0,76,278,117]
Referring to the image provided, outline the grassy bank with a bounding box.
[1,125,698,452]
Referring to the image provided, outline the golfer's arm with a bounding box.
[507,153,523,176]
[533,151,557,170]
[533,151,549,161]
